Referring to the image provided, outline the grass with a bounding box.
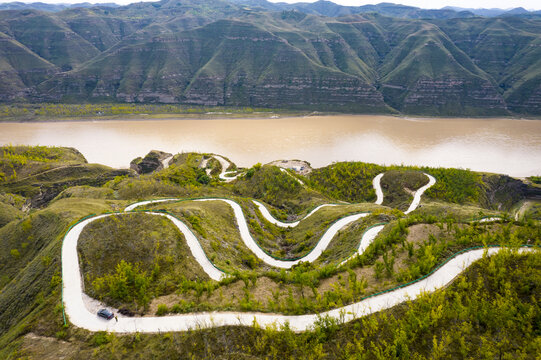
[0,145,86,182]
[0,104,304,122]
[0,197,120,291]
[78,212,209,313]
[307,161,518,211]
[0,201,23,228]
[152,199,261,273]
[240,198,390,260]
[0,145,539,359]
[233,165,329,214]
[380,169,429,210]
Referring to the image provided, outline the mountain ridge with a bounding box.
[1,0,541,115]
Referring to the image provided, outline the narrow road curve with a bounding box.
[254,171,435,228]
[161,155,174,170]
[125,198,363,268]
[340,224,386,266]
[212,155,242,182]
[252,200,336,228]
[196,199,368,268]
[404,173,436,214]
[373,173,384,205]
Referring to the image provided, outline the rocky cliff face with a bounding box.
[479,174,541,211]
[507,83,541,115]
[130,151,173,174]
[399,78,507,115]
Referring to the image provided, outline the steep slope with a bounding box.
[0,9,100,70]
[429,17,541,114]
[378,21,506,115]
[38,19,388,111]
[322,16,388,69]
[0,32,56,101]
[60,7,149,52]
[500,37,541,115]
[0,2,540,115]
[432,17,540,81]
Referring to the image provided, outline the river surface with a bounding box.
[0,115,540,177]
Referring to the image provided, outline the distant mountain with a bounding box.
[2,1,540,19]
[0,0,540,115]
[0,2,119,12]
[442,6,507,17]
[229,0,477,19]
[443,5,541,18]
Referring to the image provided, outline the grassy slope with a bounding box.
[380,169,429,210]
[0,147,539,358]
[78,212,209,312]
[0,9,99,69]
[0,196,123,356]
[0,32,56,101]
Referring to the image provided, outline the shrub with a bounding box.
[91,331,111,346]
[156,304,169,316]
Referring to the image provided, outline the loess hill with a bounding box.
[0,0,541,115]
[0,145,540,358]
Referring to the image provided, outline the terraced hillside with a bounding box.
[0,0,541,115]
[0,145,540,359]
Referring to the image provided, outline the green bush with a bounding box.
[309,162,384,202]
[91,331,111,346]
[156,304,169,316]
[92,260,151,308]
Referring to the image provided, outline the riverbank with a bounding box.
[1,103,540,123]
[0,103,315,123]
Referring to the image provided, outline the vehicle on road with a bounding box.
[97,308,114,320]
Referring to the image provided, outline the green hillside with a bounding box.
[0,146,540,358]
[0,10,100,70]
[0,32,56,101]
[0,1,541,115]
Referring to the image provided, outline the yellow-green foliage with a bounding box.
[78,213,209,311]
[310,161,484,205]
[0,145,85,182]
[93,260,152,308]
[309,162,385,202]
[234,165,320,213]
[84,252,541,359]
[423,167,482,204]
[0,104,274,118]
[2,145,55,163]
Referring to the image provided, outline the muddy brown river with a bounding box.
[1,115,540,177]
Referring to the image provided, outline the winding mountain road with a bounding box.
[63,239,535,333]
[212,155,242,182]
[373,173,384,205]
[252,200,336,228]
[60,169,528,334]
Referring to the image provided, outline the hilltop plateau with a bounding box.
[0,145,540,358]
